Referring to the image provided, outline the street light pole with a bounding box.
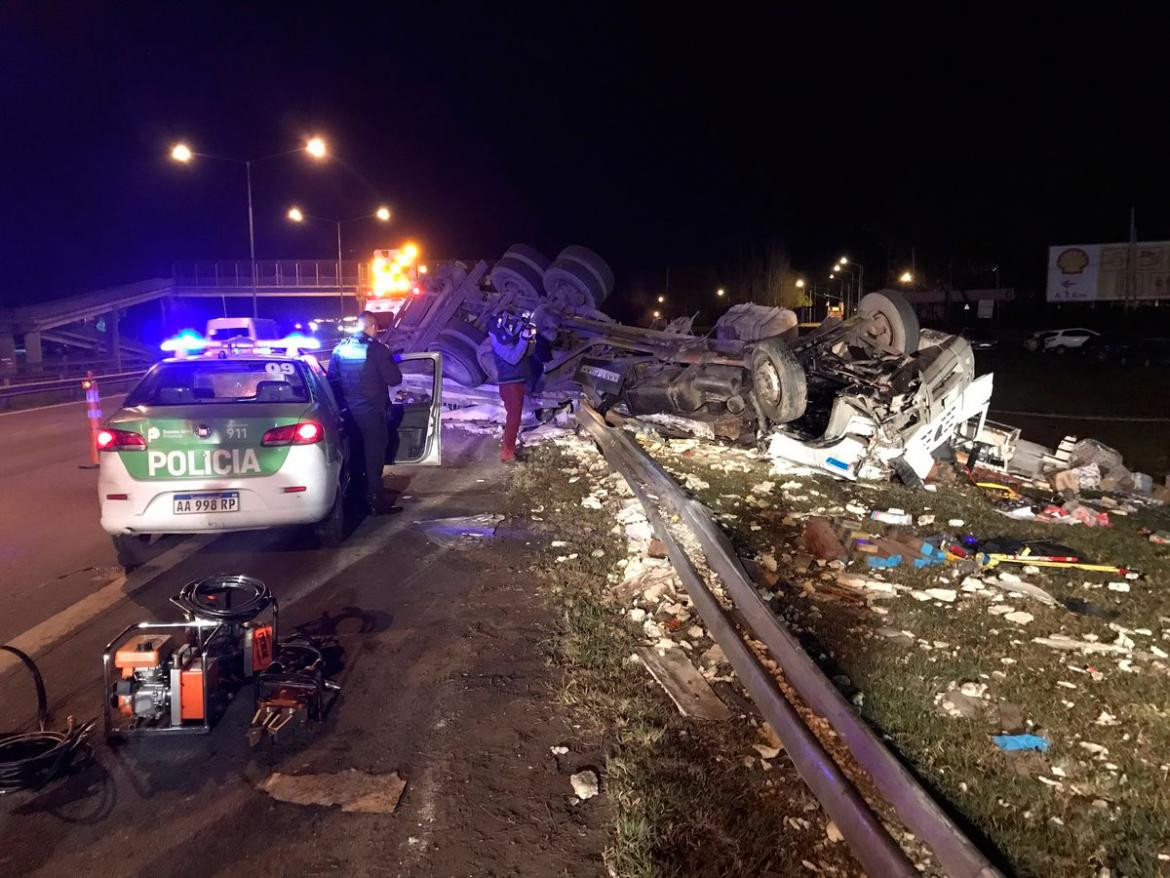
[287,206,392,317]
[170,137,328,320]
[336,220,344,318]
[246,159,258,318]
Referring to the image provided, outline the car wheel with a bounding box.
[857,291,920,354]
[750,338,807,424]
[429,332,487,387]
[314,475,346,548]
[112,534,152,571]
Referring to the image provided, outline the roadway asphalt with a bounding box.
[0,395,129,643]
[0,420,609,876]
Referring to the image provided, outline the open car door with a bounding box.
[386,352,443,468]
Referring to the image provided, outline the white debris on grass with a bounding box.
[1004,611,1034,625]
[1107,582,1131,593]
[570,770,600,800]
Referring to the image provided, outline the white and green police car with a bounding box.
[98,342,442,568]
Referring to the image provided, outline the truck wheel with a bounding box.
[491,244,550,306]
[314,474,347,548]
[112,534,152,571]
[857,291,920,354]
[750,338,807,423]
[543,245,614,308]
[477,338,499,383]
[560,245,615,294]
[429,333,487,387]
[442,318,487,347]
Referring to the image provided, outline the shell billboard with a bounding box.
[1048,242,1170,302]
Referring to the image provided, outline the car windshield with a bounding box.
[126,360,311,406]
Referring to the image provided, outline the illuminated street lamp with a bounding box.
[287,206,392,316]
[169,136,329,317]
[716,287,725,298]
[657,294,666,303]
[795,279,806,288]
[899,271,914,284]
[652,310,661,319]
[305,137,327,159]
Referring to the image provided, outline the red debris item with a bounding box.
[802,517,849,562]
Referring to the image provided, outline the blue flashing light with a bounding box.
[160,330,208,353]
[280,333,321,351]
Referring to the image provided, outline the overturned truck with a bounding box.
[378,244,993,484]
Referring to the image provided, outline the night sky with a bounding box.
[2,4,1166,313]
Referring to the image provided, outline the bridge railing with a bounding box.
[173,260,371,290]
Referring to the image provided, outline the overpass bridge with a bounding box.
[0,259,371,368]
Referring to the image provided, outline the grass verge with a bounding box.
[504,438,863,878]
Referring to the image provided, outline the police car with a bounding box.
[98,336,442,568]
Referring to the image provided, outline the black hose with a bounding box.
[0,645,94,794]
[174,574,273,622]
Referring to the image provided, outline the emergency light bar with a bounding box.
[160,330,209,353]
[160,332,321,357]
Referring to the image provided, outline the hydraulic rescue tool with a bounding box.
[102,575,277,738]
[248,632,341,747]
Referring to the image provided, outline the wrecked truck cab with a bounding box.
[578,289,992,485]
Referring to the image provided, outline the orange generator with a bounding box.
[102,575,276,737]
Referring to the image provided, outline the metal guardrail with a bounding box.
[0,369,147,412]
[577,402,1002,878]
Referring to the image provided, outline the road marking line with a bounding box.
[0,534,213,676]
[0,434,497,675]
[0,393,128,418]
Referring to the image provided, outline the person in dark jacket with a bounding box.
[328,311,403,511]
[489,310,539,463]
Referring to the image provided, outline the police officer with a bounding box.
[328,311,402,512]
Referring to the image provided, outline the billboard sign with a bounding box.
[1048,241,1170,302]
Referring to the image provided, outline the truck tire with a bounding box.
[543,245,614,308]
[857,291,920,354]
[112,534,152,571]
[443,318,487,347]
[477,338,499,383]
[491,244,550,305]
[429,332,487,387]
[750,338,807,424]
[559,245,614,293]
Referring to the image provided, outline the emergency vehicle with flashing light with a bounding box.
[98,333,443,569]
[366,243,424,317]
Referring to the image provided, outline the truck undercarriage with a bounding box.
[377,243,992,484]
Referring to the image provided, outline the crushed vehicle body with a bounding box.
[373,243,992,484]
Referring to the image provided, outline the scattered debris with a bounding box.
[570,769,600,800]
[260,770,406,814]
[636,646,732,720]
[993,734,1050,753]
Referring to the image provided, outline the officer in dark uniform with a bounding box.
[328,311,402,512]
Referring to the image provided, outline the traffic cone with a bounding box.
[80,371,102,470]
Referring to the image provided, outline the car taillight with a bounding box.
[261,421,324,446]
[97,428,146,451]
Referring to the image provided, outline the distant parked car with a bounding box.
[962,327,998,350]
[1025,328,1098,352]
[1078,333,1169,367]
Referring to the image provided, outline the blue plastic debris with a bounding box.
[992,734,1049,753]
